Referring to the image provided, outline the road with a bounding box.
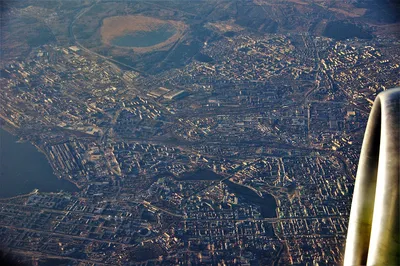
[11,249,113,265]
[0,224,137,247]
[68,1,147,75]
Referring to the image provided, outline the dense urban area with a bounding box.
[0,0,399,265]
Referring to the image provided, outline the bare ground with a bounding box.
[100,15,187,53]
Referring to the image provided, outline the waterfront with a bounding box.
[179,169,277,218]
[224,180,277,218]
[0,128,78,198]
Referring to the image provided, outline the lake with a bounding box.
[111,26,176,48]
[323,21,372,40]
[0,128,78,198]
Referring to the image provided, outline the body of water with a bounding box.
[164,169,277,218]
[111,26,176,48]
[0,128,78,198]
[224,180,277,218]
[323,21,372,40]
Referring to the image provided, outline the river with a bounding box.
[0,128,78,198]
[166,169,277,218]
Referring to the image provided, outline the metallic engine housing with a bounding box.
[344,87,400,265]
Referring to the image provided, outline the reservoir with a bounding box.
[0,128,78,198]
[111,25,176,48]
[323,21,372,40]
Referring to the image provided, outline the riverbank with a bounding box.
[154,169,277,218]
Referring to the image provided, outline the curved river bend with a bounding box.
[166,169,277,218]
